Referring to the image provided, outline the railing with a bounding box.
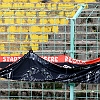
[0,80,100,100]
[0,2,99,61]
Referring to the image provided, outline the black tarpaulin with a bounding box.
[0,50,100,83]
[0,62,12,68]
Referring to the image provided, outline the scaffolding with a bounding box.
[0,1,100,100]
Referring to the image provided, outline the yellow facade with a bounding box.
[7,34,15,42]
[51,0,60,2]
[39,34,48,42]
[2,0,13,3]
[29,26,41,32]
[0,44,5,51]
[4,18,15,24]
[30,34,39,42]
[0,26,6,32]
[0,0,96,56]
[40,19,48,24]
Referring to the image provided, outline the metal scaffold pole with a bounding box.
[69,4,86,100]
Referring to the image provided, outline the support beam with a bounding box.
[70,19,75,58]
[69,83,75,100]
[70,4,86,58]
[73,4,86,20]
[69,4,86,100]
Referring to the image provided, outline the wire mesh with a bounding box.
[0,80,70,100]
[0,2,79,56]
[0,1,100,100]
[74,3,100,60]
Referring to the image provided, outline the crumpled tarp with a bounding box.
[0,50,100,83]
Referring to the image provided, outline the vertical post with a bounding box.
[70,19,75,58]
[68,4,86,100]
[69,83,75,100]
[70,4,86,58]
[42,82,44,100]
[69,18,75,100]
